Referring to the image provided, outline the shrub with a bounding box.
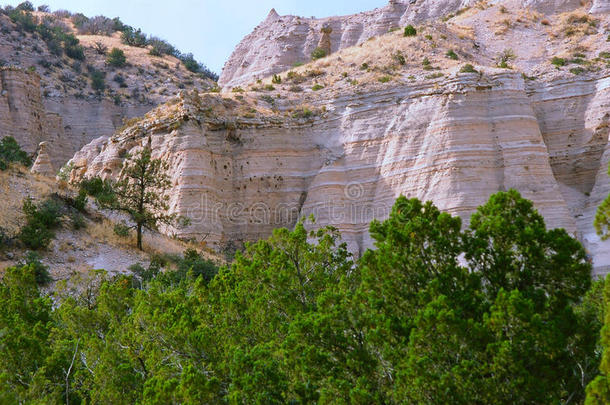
[570,67,585,75]
[93,41,108,55]
[378,76,391,83]
[551,56,567,67]
[64,43,85,60]
[311,47,327,60]
[263,84,275,91]
[120,27,147,47]
[599,51,610,59]
[272,74,282,84]
[18,197,62,250]
[70,212,86,230]
[70,13,89,29]
[147,37,176,56]
[404,25,417,37]
[79,177,116,205]
[497,48,516,68]
[8,9,37,32]
[175,248,218,283]
[77,15,115,35]
[292,107,314,119]
[460,63,478,73]
[18,252,51,285]
[106,47,126,67]
[392,51,406,65]
[0,136,31,169]
[90,70,105,92]
[311,84,324,90]
[446,49,459,60]
[113,223,130,238]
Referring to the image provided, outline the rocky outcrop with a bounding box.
[70,70,610,274]
[30,142,55,176]
[218,0,587,88]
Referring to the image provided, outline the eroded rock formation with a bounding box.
[30,142,55,177]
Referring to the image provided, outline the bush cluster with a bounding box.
[18,196,62,250]
[0,136,31,170]
[106,47,126,67]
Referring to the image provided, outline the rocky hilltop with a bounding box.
[219,0,606,88]
[0,5,215,169]
[70,0,610,273]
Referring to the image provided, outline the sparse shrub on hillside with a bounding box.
[89,70,106,92]
[121,26,147,47]
[551,56,567,67]
[93,41,107,55]
[70,13,89,29]
[263,84,275,91]
[404,24,417,37]
[378,76,391,83]
[113,73,127,88]
[446,49,459,60]
[392,51,406,65]
[292,107,314,119]
[460,63,478,73]
[77,15,115,35]
[0,136,31,170]
[311,47,327,60]
[272,74,282,84]
[311,83,324,90]
[8,9,37,32]
[52,9,71,18]
[18,196,62,250]
[147,36,177,57]
[106,47,126,67]
[497,48,516,68]
[570,67,585,75]
[599,51,610,59]
[64,42,85,60]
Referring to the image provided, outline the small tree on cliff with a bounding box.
[111,146,176,250]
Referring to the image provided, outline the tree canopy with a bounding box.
[0,190,603,404]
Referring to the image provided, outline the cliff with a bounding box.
[71,0,610,274]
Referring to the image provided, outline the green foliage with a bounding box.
[311,47,327,60]
[89,69,106,92]
[0,136,31,169]
[551,56,567,67]
[18,197,62,250]
[404,24,417,36]
[120,26,147,47]
[106,47,127,67]
[271,74,282,84]
[586,277,610,404]
[105,147,177,250]
[18,252,51,286]
[460,63,478,73]
[311,83,324,90]
[446,49,459,60]
[79,176,116,205]
[377,76,391,83]
[595,163,610,239]
[0,191,600,403]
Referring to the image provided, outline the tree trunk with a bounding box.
[137,223,143,250]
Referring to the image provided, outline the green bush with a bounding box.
[79,177,116,205]
[311,84,324,91]
[18,252,51,285]
[446,49,459,60]
[271,74,282,84]
[378,76,391,83]
[89,70,106,92]
[120,27,147,47]
[18,197,62,250]
[175,248,218,283]
[311,47,327,60]
[0,136,31,169]
[404,25,417,37]
[113,223,130,238]
[460,63,478,73]
[570,67,585,75]
[551,57,567,67]
[106,47,126,67]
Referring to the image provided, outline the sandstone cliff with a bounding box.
[72,0,610,274]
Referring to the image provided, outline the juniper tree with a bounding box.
[111,146,176,250]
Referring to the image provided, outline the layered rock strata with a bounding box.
[70,71,610,274]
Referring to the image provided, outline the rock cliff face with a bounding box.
[219,0,593,88]
[71,0,610,274]
[70,71,610,274]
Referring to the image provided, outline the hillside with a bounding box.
[0,3,217,170]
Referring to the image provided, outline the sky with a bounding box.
[4,0,387,74]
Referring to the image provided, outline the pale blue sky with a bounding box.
[4,0,387,74]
